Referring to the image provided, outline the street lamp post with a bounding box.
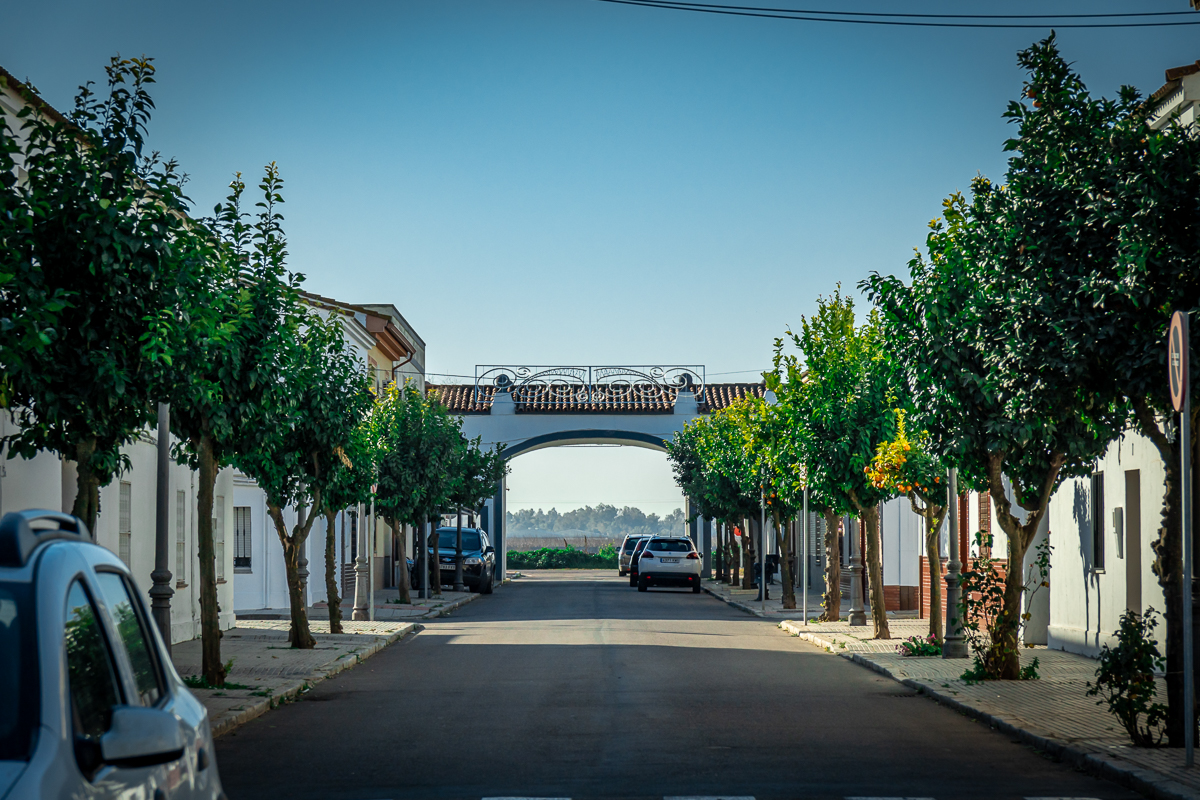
[368,491,375,622]
[943,468,968,658]
[150,403,174,653]
[802,485,809,625]
[848,515,866,626]
[352,502,369,620]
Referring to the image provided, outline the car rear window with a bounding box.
[649,540,692,552]
[0,580,38,761]
[623,539,643,552]
[434,530,481,551]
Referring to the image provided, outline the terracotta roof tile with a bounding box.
[427,382,765,414]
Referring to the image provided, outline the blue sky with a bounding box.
[6,0,1198,515]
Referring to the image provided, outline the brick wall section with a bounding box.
[919,556,1008,619]
[884,584,919,611]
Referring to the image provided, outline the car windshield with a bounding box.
[434,530,481,551]
[0,580,37,761]
[648,539,692,552]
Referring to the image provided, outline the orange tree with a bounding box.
[866,410,947,642]
[769,288,902,636]
[668,409,760,589]
[727,395,803,609]
[864,37,1127,678]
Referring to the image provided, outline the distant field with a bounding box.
[507,535,621,554]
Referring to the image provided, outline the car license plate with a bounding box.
[663,557,680,563]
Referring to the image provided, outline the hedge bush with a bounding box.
[507,544,618,569]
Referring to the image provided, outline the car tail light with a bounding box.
[686,552,700,559]
[641,552,653,559]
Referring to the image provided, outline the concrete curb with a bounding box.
[779,619,850,652]
[701,584,768,617]
[416,591,480,619]
[776,621,1197,800]
[211,623,420,738]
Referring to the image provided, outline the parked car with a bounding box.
[409,527,496,594]
[627,536,651,587]
[636,536,702,593]
[0,509,227,800]
[618,535,648,577]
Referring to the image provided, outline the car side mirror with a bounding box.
[485,546,495,554]
[100,706,185,768]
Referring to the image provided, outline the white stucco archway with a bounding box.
[430,369,766,580]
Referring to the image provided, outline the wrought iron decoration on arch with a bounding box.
[474,366,705,407]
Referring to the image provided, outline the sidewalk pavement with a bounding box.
[701,576,916,621]
[238,586,480,622]
[778,617,1199,800]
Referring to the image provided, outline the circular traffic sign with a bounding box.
[1170,310,1189,413]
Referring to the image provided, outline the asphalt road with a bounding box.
[215,570,1137,800]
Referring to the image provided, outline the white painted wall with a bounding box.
[1048,431,1167,658]
[0,420,236,644]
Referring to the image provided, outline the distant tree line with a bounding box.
[506,504,683,538]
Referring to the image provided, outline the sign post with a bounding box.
[1170,310,1193,767]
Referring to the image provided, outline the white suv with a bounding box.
[635,537,702,593]
[0,509,226,800]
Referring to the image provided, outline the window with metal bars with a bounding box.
[214,495,225,582]
[175,490,187,586]
[234,506,251,570]
[118,482,132,567]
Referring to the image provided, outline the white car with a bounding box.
[635,536,702,593]
[0,509,227,800]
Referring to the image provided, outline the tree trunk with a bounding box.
[387,516,412,604]
[194,434,226,685]
[724,522,734,585]
[323,506,342,634]
[453,510,465,592]
[1134,397,1187,745]
[853,497,890,639]
[428,527,442,596]
[914,496,946,644]
[267,503,317,649]
[718,523,728,582]
[986,450,1061,681]
[774,511,796,609]
[71,436,101,534]
[741,522,755,590]
[820,508,841,621]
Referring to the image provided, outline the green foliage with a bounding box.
[957,532,1051,682]
[233,308,373,516]
[895,635,941,657]
[864,36,1132,675]
[506,546,618,570]
[507,505,684,538]
[1087,609,1168,748]
[767,287,901,516]
[668,406,759,525]
[0,57,202,526]
[166,166,307,475]
[370,383,463,529]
